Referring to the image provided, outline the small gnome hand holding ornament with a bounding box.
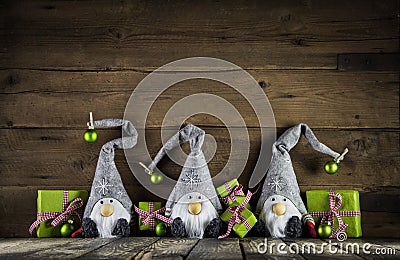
[145,124,223,239]
[254,124,347,238]
[82,119,137,238]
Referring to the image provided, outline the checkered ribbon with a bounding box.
[134,204,173,231]
[29,191,84,235]
[218,190,253,239]
[220,183,245,206]
[309,190,361,238]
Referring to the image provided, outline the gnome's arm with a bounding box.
[112,218,130,237]
[82,218,99,238]
[284,216,302,238]
[171,217,187,238]
[204,218,222,238]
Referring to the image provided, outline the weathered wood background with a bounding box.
[0,0,399,238]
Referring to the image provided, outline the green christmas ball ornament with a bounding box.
[155,223,168,237]
[324,148,349,174]
[84,129,98,143]
[60,220,75,237]
[324,161,338,174]
[150,172,163,184]
[84,112,98,143]
[138,162,163,184]
[317,223,332,238]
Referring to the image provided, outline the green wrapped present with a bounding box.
[29,190,88,238]
[135,202,163,231]
[217,179,241,198]
[306,190,362,238]
[219,192,257,238]
[134,202,173,233]
[216,179,250,210]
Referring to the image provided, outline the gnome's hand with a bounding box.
[284,216,302,238]
[82,218,99,238]
[251,219,269,237]
[171,217,187,238]
[112,218,130,237]
[204,218,222,238]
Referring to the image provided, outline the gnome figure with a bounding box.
[82,119,137,238]
[255,124,342,238]
[147,124,223,239]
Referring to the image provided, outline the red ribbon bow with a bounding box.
[309,190,361,238]
[29,191,84,235]
[221,183,245,206]
[218,190,253,239]
[134,203,173,231]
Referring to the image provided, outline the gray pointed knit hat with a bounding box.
[148,124,222,216]
[255,124,340,217]
[83,119,137,218]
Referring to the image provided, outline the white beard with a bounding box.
[171,199,218,239]
[89,200,131,238]
[260,198,302,238]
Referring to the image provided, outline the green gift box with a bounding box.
[230,196,252,210]
[35,190,88,238]
[220,207,257,238]
[216,179,251,210]
[306,190,362,238]
[217,179,240,198]
[138,202,162,231]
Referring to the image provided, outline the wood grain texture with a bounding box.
[0,238,48,251]
[81,237,158,259]
[0,238,78,258]
[0,70,398,129]
[338,53,400,71]
[361,212,400,238]
[136,237,199,258]
[186,238,243,260]
[0,0,398,70]
[27,238,117,258]
[0,128,398,188]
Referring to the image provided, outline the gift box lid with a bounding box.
[216,179,239,198]
[306,190,360,212]
[37,190,89,213]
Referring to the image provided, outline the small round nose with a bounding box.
[188,202,202,215]
[272,203,286,216]
[101,204,114,217]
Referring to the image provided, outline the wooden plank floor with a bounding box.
[0,238,399,259]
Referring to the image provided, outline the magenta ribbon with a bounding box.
[29,191,84,235]
[218,190,253,239]
[221,183,245,206]
[309,190,361,238]
[134,203,173,231]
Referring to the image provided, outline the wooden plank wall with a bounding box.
[0,0,399,238]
